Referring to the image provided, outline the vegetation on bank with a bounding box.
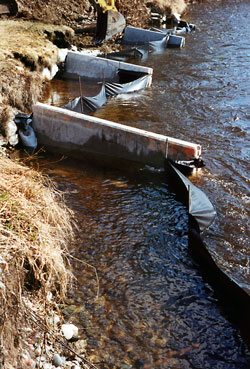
[0,156,74,367]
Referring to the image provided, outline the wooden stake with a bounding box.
[79,76,84,113]
[102,68,105,84]
[188,184,191,213]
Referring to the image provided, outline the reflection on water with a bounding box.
[41,75,103,107]
[40,0,250,367]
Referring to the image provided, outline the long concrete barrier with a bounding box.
[32,103,201,169]
[65,51,153,83]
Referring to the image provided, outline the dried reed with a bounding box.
[0,156,75,367]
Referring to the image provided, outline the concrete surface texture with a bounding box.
[32,103,201,169]
[122,26,166,44]
[65,51,153,81]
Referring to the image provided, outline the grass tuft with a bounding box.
[0,156,75,367]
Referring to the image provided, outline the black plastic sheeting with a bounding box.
[105,75,150,97]
[61,83,107,114]
[120,27,184,47]
[113,23,195,60]
[101,40,166,62]
[116,34,167,55]
[14,113,37,154]
[150,23,195,35]
[100,48,146,62]
[165,161,216,231]
[104,33,184,62]
[165,159,250,347]
[118,69,148,84]
[61,73,150,114]
[107,34,183,62]
[148,36,168,53]
[186,191,250,350]
[167,162,216,231]
[178,21,196,32]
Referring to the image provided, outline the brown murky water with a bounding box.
[39,0,250,367]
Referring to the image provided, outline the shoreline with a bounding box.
[0,1,202,367]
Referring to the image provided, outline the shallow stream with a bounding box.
[39,0,250,367]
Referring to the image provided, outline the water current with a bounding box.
[39,0,250,367]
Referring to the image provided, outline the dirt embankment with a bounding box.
[0,0,192,137]
[0,20,73,109]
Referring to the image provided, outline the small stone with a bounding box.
[71,365,81,369]
[5,118,18,146]
[52,353,63,367]
[61,324,79,340]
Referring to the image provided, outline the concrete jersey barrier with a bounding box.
[32,103,201,169]
[65,51,153,82]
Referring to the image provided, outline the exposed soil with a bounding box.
[15,0,150,29]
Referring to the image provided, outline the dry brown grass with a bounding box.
[0,20,72,71]
[0,64,42,113]
[0,156,75,367]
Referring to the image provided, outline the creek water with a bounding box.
[39,0,250,367]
